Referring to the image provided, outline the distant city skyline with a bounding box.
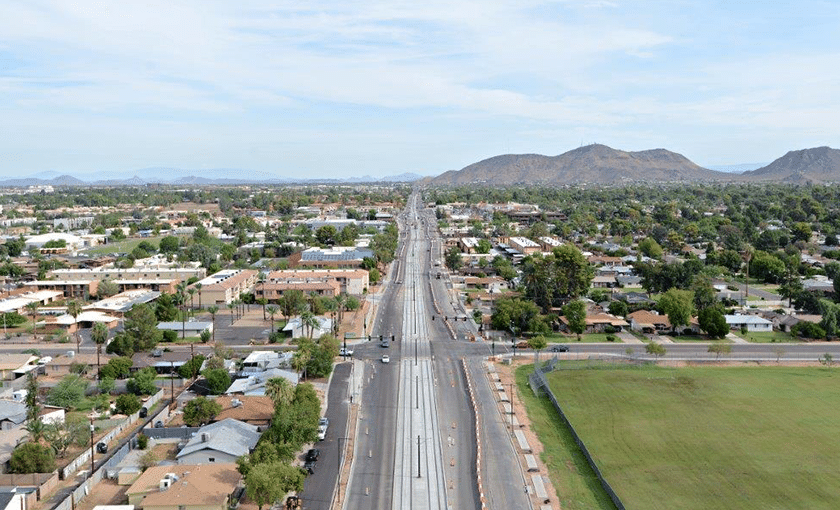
[1,1,837,179]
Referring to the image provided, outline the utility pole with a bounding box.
[89,417,95,476]
[416,375,419,409]
[417,435,421,478]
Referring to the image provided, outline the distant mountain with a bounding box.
[741,147,840,183]
[0,168,425,187]
[430,144,730,185]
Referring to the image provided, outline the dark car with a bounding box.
[305,449,320,462]
[304,459,316,474]
[96,442,108,454]
[549,344,569,352]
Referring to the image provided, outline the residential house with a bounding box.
[176,419,260,465]
[0,355,37,381]
[283,316,332,339]
[725,315,773,332]
[591,275,618,288]
[559,313,629,334]
[0,400,26,430]
[42,354,111,377]
[125,463,241,510]
[627,310,671,333]
[212,396,274,428]
[226,368,300,396]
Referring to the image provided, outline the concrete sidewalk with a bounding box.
[617,332,644,344]
[726,332,749,344]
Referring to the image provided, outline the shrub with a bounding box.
[9,442,56,473]
[162,330,178,343]
[127,368,157,396]
[137,433,149,450]
[115,394,142,415]
[606,334,617,342]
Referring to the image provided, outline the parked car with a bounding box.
[304,459,316,474]
[96,442,108,454]
[317,418,329,440]
[381,355,390,363]
[305,448,320,462]
[339,347,354,357]
[548,344,569,352]
[515,341,530,349]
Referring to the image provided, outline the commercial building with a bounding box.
[191,269,257,306]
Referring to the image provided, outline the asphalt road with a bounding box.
[301,362,352,510]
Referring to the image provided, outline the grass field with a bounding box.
[735,330,798,343]
[536,365,840,510]
[514,366,616,509]
[544,332,622,343]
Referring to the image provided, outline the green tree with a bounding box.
[608,300,628,317]
[315,225,338,246]
[476,238,492,254]
[490,298,543,336]
[159,235,180,253]
[528,335,548,362]
[46,375,88,409]
[91,322,109,380]
[265,377,295,408]
[445,246,463,272]
[245,461,305,510]
[97,279,119,298]
[659,288,695,332]
[639,237,663,259]
[179,355,206,379]
[99,356,133,379]
[25,301,39,341]
[208,305,219,343]
[44,416,90,457]
[183,396,222,426]
[562,300,587,340]
[25,372,39,422]
[115,393,142,415]
[108,303,161,356]
[127,367,158,396]
[749,251,786,283]
[707,342,732,360]
[645,341,667,358]
[202,368,231,395]
[698,307,729,339]
[9,442,56,474]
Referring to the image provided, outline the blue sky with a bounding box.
[1,1,838,179]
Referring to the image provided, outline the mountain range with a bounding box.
[0,169,426,187]
[426,145,840,186]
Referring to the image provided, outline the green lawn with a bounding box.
[536,365,840,510]
[735,330,798,343]
[515,366,616,510]
[544,332,622,343]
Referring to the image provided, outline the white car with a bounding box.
[381,355,390,364]
[339,347,354,357]
[317,417,329,440]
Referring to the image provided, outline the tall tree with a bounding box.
[66,300,82,353]
[562,300,587,340]
[91,322,109,380]
[207,305,219,343]
[659,288,696,333]
[245,461,305,510]
[265,377,295,408]
[25,301,39,341]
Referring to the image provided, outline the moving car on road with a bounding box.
[317,418,329,440]
[548,344,570,352]
[381,355,390,363]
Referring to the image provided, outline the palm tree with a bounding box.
[292,346,311,380]
[187,287,197,311]
[91,322,108,380]
[257,298,268,321]
[208,305,219,343]
[195,283,203,309]
[176,281,188,339]
[66,300,82,353]
[264,377,294,408]
[25,302,39,341]
[227,302,235,324]
[300,310,318,339]
[266,305,279,333]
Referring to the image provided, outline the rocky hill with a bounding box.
[740,147,840,183]
[430,144,730,185]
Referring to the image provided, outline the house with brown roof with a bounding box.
[212,396,274,427]
[628,310,671,333]
[42,353,112,377]
[559,312,629,333]
[264,269,369,295]
[125,463,241,510]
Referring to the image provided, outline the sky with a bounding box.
[1,1,839,179]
